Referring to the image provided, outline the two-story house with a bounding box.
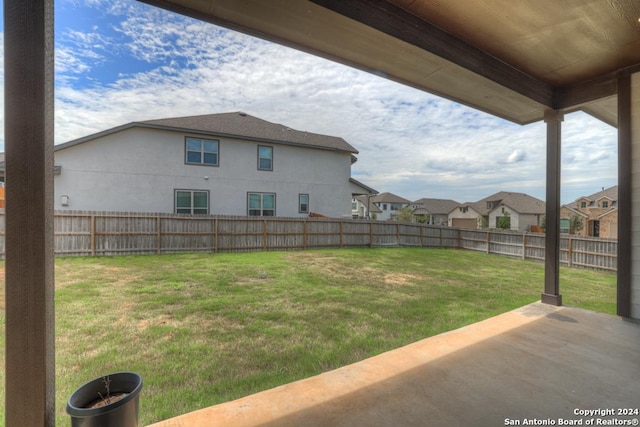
[448,191,545,231]
[52,112,375,217]
[561,186,618,238]
[411,198,460,225]
[351,194,382,219]
[369,192,412,221]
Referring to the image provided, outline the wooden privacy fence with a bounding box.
[0,210,618,271]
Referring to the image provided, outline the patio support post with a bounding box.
[4,0,56,425]
[628,72,640,319]
[542,109,563,306]
[617,74,632,318]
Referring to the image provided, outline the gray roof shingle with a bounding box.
[461,191,545,215]
[55,112,358,154]
[412,198,460,215]
[371,192,412,204]
[140,112,358,153]
[574,186,618,205]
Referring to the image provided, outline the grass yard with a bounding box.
[0,248,616,425]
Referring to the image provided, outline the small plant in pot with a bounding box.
[66,371,143,427]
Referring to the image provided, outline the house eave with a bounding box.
[54,122,360,155]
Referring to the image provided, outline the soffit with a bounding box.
[140,0,640,126]
[389,0,640,87]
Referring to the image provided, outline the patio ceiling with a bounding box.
[140,0,640,126]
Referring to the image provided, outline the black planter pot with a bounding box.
[66,372,143,427]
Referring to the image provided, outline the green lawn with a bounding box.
[0,248,616,425]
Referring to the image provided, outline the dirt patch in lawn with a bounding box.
[383,273,421,285]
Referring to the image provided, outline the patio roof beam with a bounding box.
[4,0,56,425]
[309,0,555,108]
[555,75,618,111]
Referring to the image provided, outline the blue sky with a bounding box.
[0,0,618,204]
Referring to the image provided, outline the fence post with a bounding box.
[211,218,216,253]
[156,215,161,254]
[486,230,491,254]
[303,219,308,250]
[568,236,573,267]
[396,222,400,246]
[522,233,526,260]
[369,221,373,247]
[263,218,268,251]
[214,217,219,252]
[90,214,96,256]
[439,227,443,248]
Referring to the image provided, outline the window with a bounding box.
[352,201,358,210]
[383,204,388,210]
[186,137,219,166]
[299,194,309,213]
[580,201,587,208]
[560,219,570,233]
[248,192,275,216]
[602,201,609,208]
[258,145,273,171]
[175,190,209,214]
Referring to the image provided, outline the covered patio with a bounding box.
[4,0,640,425]
[149,303,640,426]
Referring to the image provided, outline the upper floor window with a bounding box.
[258,145,273,171]
[602,201,609,208]
[299,194,309,213]
[175,190,209,215]
[186,137,219,166]
[580,201,587,208]
[248,192,275,216]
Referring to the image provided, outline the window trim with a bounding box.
[175,189,210,215]
[299,193,309,214]
[185,136,220,167]
[257,145,273,171]
[247,192,276,216]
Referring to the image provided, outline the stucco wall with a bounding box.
[489,205,517,230]
[54,127,354,217]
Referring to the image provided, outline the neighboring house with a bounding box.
[49,112,376,217]
[370,192,412,221]
[352,194,382,219]
[561,186,618,238]
[448,191,545,231]
[411,198,460,225]
[448,204,484,229]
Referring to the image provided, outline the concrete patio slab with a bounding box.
[149,303,640,427]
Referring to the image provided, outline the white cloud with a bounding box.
[507,149,527,163]
[1,0,619,205]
